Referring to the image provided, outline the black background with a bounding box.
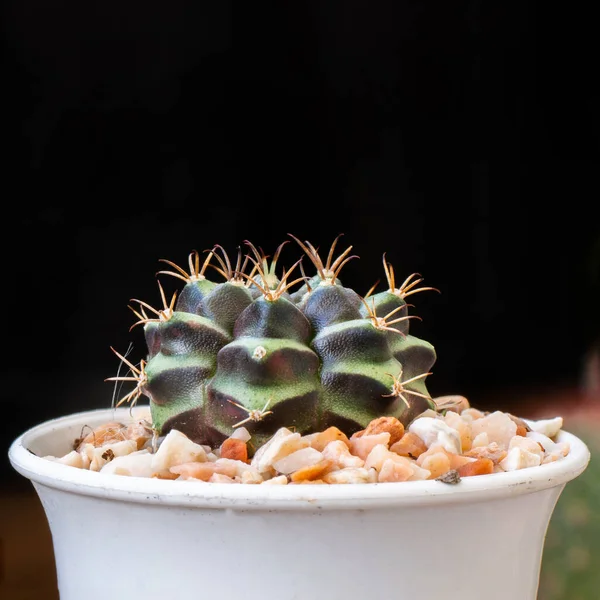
[3,1,599,484]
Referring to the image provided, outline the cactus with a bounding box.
[107,234,439,449]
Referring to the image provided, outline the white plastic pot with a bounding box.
[9,407,590,600]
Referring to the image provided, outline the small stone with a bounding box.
[508,435,544,459]
[273,447,324,475]
[302,427,350,451]
[408,417,462,454]
[461,408,486,421]
[43,450,89,469]
[229,427,252,443]
[101,450,153,477]
[417,409,439,419]
[209,473,236,483]
[251,428,308,474]
[499,446,541,471]
[214,458,261,479]
[75,422,126,451]
[364,445,430,481]
[389,432,427,459]
[220,438,249,463]
[82,439,138,472]
[363,444,398,472]
[101,448,115,461]
[526,431,558,453]
[417,445,474,470]
[290,460,334,483]
[321,440,365,469]
[378,458,415,482]
[433,395,470,413]
[542,442,570,464]
[507,413,532,434]
[261,475,289,485]
[442,410,473,452]
[464,442,507,464]
[323,467,373,484]
[151,429,208,472]
[361,416,405,445]
[456,458,494,477]
[436,469,461,484]
[123,422,154,450]
[152,470,180,480]
[241,469,264,484]
[420,451,452,480]
[408,463,431,481]
[349,432,391,460]
[524,417,563,438]
[470,411,517,450]
[170,461,237,481]
[471,432,490,448]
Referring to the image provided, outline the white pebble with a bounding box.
[378,458,414,482]
[470,411,517,449]
[215,458,261,479]
[241,470,264,484]
[471,432,490,448]
[349,432,391,460]
[100,450,153,477]
[524,417,563,438]
[499,446,541,471]
[323,467,374,484]
[509,435,544,459]
[408,417,462,454]
[273,447,323,475]
[251,428,308,474]
[322,440,365,469]
[150,430,208,472]
[229,427,252,443]
[43,450,89,469]
[261,475,289,485]
[542,442,570,464]
[209,473,236,483]
[433,395,469,413]
[461,408,486,421]
[525,431,557,453]
[364,444,397,472]
[82,440,138,472]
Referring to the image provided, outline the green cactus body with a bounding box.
[111,237,439,449]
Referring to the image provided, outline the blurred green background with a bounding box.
[538,415,599,600]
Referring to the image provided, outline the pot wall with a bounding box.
[34,481,564,600]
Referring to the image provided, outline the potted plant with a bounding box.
[8,235,591,600]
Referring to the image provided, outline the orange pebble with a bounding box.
[290,460,333,482]
[220,438,249,462]
[363,417,405,445]
[516,425,528,437]
[75,422,125,451]
[456,458,494,477]
[170,461,237,481]
[152,470,180,480]
[390,432,427,459]
[290,479,327,485]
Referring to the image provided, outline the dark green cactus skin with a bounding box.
[130,240,437,448]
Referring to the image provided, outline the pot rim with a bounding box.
[8,407,591,511]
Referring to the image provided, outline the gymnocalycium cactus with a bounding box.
[108,234,439,449]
